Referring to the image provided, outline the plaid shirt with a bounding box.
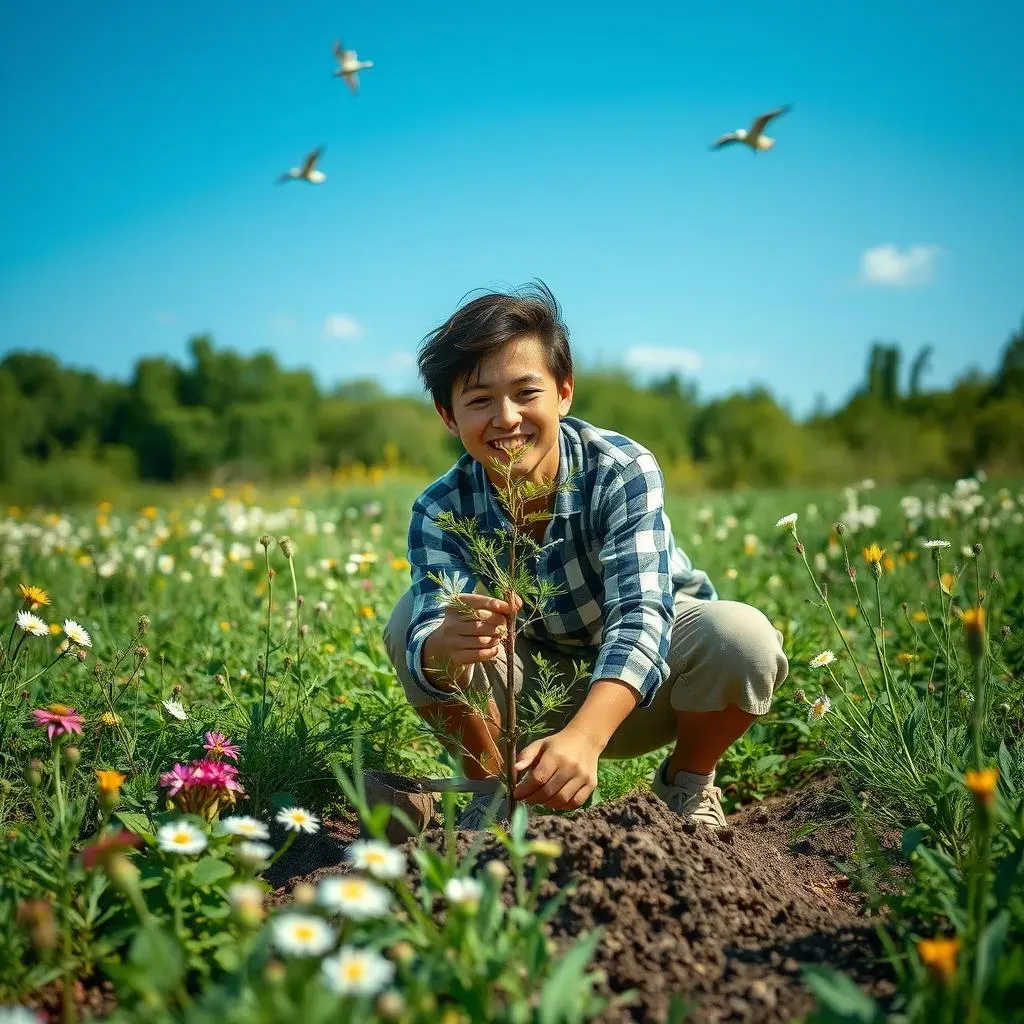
[404,416,716,708]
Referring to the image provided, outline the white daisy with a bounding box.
[157,554,176,574]
[318,876,391,919]
[235,841,275,864]
[922,539,951,549]
[227,882,265,911]
[271,913,335,957]
[15,611,48,637]
[809,650,836,669]
[346,840,406,880]
[217,816,270,840]
[807,695,832,723]
[161,699,188,721]
[62,619,92,648]
[157,820,208,855]
[276,806,320,834]
[775,513,799,531]
[444,876,483,907]
[320,946,395,997]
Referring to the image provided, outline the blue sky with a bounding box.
[2,0,1022,418]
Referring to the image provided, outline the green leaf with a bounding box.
[294,712,308,745]
[129,926,184,993]
[538,928,603,1024]
[754,753,785,772]
[994,837,1024,905]
[976,910,1010,992]
[803,965,883,1023]
[113,810,154,838]
[901,824,929,857]
[191,856,234,888]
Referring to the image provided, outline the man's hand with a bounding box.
[422,592,522,686]
[512,726,604,811]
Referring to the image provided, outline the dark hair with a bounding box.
[417,280,573,415]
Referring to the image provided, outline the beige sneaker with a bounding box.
[651,756,727,829]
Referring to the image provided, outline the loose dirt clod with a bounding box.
[276,783,893,1023]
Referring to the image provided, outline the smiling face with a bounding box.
[437,335,574,488]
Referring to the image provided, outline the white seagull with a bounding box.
[277,146,327,185]
[711,104,792,153]
[332,40,374,94]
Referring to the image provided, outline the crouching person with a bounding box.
[382,282,788,832]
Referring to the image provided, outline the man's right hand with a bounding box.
[422,592,521,685]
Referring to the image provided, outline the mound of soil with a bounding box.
[275,781,894,1023]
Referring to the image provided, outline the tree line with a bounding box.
[2,317,1023,503]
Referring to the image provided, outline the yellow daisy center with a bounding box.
[343,961,366,981]
[294,925,314,942]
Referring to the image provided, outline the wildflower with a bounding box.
[321,947,395,997]
[271,913,335,957]
[917,936,959,984]
[809,650,835,669]
[939,572,955,596]
[444,876,484,908]
[62,620,92,648]
[160,759,244,819]
[95,769,126,796]
[81,829,142,870]
[32,704,84,741]
[318,876,391,919]
[203,731,241,762]
[157,820,208,855]
[161,699,188,721]
[278,536,297,558]
[862,544,885,578]
[18,583,51,607]
[276,806,320,834]
[236,840,275,864]
[962,607,987,659]
[390,557,410,571]
[48,623,61,635]
[775,513,798,532]
[896,652,919,666]
[359,605,375,618]
[922,539,951,549]
[157,554,175,574]
[218,815,270,840]
[911,610,929,623]
[964,768,998,810]
[346,840,407,880]
[15,612,48,637]
[807,695,831,723]
[228,882,265,926]
[485,860,510,882]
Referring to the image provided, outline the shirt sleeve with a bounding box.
[590,451,675,708]
[405,496,481,701]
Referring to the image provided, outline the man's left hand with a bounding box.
[512,727,604,810]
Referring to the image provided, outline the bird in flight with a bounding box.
[711,105,793,153]
[332,40,375,93]
[277,146,327,185]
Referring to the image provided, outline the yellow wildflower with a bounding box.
[141,506,158,520]
[845,605,858,619]
[917,936,959,984]
[882,556,895,573]
[862,543,885,566]
[940,572,955,595]
[18,584,51,608]
[911,610,928,623]
[48,623,62,636]
[287,495,301,507]
[209,486,226,499]
[896,652,918,666]
[323,643,336,655]
[961,607,987,659]
[390,557,410,572]
[97,501,113,513]
[219,621,231,633]
[964,768,998,809]
[359,606,375,619]
[95,770,126,795]
[7,505,21,518]
[99,712,122,727]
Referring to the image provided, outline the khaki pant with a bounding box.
[383,590,789,760]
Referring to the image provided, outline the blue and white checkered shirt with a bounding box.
[404,416,716,708]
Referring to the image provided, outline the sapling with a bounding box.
[418,442,588,821]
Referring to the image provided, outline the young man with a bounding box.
[383,282,788,830]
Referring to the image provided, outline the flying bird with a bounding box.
[711,105,792,153]
[277,146,327,185]
[332,40,374,93]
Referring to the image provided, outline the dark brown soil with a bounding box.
[274,780,896,1023]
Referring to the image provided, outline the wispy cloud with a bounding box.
[388,352,416,368]
[624,346,703,374]
[859,244,940,287]
[323,313,364,341]
[153,310,178,326]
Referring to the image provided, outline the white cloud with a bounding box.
[323,313,364,341]
[388,352,416,368]
[624,346,704,374]
[859,244,940,287]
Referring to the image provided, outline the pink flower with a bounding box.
[81,829,143,870]
[159,763,193,797]
[202,731,240,762]
[32,704,84,742]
